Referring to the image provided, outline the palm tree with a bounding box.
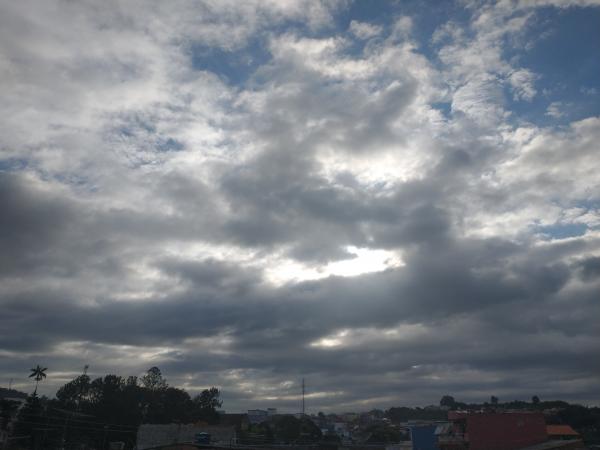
[29,365,47,395]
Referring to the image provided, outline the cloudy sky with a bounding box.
[1,0,600,412]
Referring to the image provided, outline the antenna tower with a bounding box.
[302,378,305,415]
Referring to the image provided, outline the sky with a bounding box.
[1,0,599,413]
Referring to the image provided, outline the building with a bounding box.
[437,411,548,450]
[409,423,441,450]
[247,409,269,424]
[136,423,235,449]
[546,425,580,441]
[219,412,249,433]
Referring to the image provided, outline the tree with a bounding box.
[532,395,540,405]
[141,367,167,391]
[56,374,91,410]
[272,415,301,443]
[192,387,222,424]
[364,423,401,444]
[29,365,47,394]
[194,387,222,410]
[161,387,193,423]
[440,395,456,409]
[299,416,322,442]
[0,398,19,433]
[13,394,45,448]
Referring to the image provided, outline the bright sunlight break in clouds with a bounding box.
[1,0,599,412]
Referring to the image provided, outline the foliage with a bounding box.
[12,393,46,448]
[364,423,402,444]
[386,406,446,423]
[271,415,322,443]
[29,366,47,382]
[191,387,222,424]
[141,366,167,391]
[28,365,47,394]
[242,421,274,445]
[12,367,222,450]
[0,398,20,431]
[440,395,456,408]
[56,374,91,409]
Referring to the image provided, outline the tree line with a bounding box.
[3,366,221,449]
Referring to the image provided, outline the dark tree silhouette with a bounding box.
[141,367,167,391]
[29,365,47,394]
[56,374,91,409]
[0,398,19,432]
[13,393,45,448]
[440,395,456,409]
[28,366,224,449]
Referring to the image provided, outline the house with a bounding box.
[409,423,442,450]
[247,409,269,424]
[437,411,548,450]
[218,412,249,432]
[546,425,580,441]
[136,423,235,449]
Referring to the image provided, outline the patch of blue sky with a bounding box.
[190,37,272,87]
[116,115,157,136]
[396,1,472,54]
[430,101,452,119]
[505,5,600,126]
[156,137,184,153]
[336,0,471,58]
[187,2,474,88]
[534,222,588,240]
[574,199,600,210]
[0,158,29,172]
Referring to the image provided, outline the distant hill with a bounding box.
[0,387,28,399]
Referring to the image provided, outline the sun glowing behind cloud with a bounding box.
[264,246,404,285]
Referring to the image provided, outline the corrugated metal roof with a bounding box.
[434,423,451,435]
[546,425,580,436]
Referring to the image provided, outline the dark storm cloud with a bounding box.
[219,151,368,254]
[2,165,598,406]
[0,173,77,275]
[577,255,600,281]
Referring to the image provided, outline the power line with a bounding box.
[12,419,135,434]
[16,411,138,430]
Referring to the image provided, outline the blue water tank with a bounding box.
[409,425,439,450]
[194,432,211,444]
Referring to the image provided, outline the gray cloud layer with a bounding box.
[1,0,599,411]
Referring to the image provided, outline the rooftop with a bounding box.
[546,425,580,437]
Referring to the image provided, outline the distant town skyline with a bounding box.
[1,0,599,412]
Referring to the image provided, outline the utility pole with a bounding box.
[301,378,305,416]
[77,365,89,413]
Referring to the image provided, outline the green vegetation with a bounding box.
[28,365,47,395]
[8,367,221,450]
[240,415,322,445]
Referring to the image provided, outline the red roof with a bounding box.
[546,425,579,436]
